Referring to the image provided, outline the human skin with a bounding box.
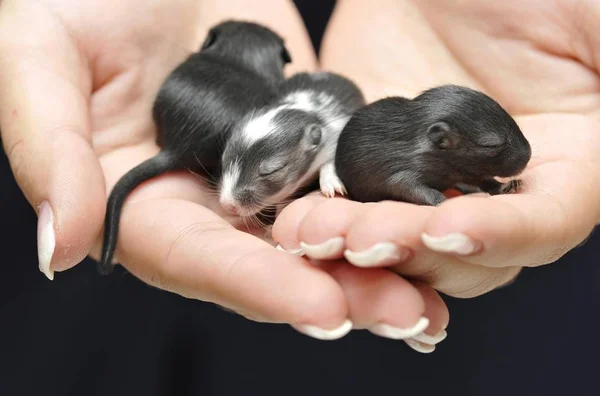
[0,0,449,349]
[274,0,600,303]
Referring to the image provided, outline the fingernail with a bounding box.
[368,316,429,340]
[276,244,305,256]
[404,339,436,354]
[300,237,345,259]
[344,242,410,267]
[421,233,480,255]
[411,329,447,345]
[293,319,353,340]
[37,200,55,281]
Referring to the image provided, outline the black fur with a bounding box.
[98,20,292,275]
[334,84,532,205]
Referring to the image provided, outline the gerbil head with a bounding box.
[415,85,532,178]
[219,109,324,217]
[200,20,292,83]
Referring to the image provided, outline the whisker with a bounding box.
[187,169,215,186]
[245,214,258,230]
[250,212,265,228]
[192,151,216,181]
[253,214,268,230]
[241,215,250,232]
[248,215,259,230]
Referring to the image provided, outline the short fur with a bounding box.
[334,84,532,205]
[98,20,292,275]
[219,71,365,217]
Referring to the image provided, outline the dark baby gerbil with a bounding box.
[333,84,532,205]
[97,20,293,275]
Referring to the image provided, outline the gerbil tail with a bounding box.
[98,151,177,275]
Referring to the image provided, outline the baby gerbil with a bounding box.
[333,84,532,205]
[98,20,293,274]
[218,71,365,218]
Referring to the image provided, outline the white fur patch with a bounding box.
[219,161,241,204]
[328,114,351,137]
[240,90,342,147]
[284,91,317,112]
[240,108,279,145]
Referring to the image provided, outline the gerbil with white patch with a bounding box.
[333,84,532,205]
[218,71,365,218]
[98,20,292,275]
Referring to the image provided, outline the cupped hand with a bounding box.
[0,0,450,344]
[274,0,600,306]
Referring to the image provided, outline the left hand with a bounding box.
[0,0,449,348]
[274,0,600,300]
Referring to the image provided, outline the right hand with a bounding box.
[0,0,449,345]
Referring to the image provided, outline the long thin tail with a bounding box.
[98,151,177,275]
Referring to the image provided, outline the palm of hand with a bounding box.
[88,2,247,239]
[272,0,600,298]
[3,0,363,329]
[78,2,323,298]
[417,0,600,251]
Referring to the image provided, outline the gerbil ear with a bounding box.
[428,122,458,149]
[281,46,292,64]
[201,30,217,50]
[305,124,322,147]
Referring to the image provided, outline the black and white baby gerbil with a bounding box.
[98,20,293,274]
[333,84,532,205]
[218,71,365,217]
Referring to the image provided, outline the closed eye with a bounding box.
[480,143,503,148]
[259,164,286,177]
[477,137,505,148]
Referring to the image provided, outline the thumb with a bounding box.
[0,8,105,280]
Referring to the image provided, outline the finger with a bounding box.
[343,201,520,298]
[421,114,600,268]
[116,197,351,340]
[0,10,105,280]
[293,197,369,260]
[271,192,325,255]
[274,196,451,347]
[404,281,450,353]
[319,260,426,332]
[317,260,449,353]
[257,193,451,345]
[422,164,599,268]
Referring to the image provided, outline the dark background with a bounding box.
[2,2,599,395]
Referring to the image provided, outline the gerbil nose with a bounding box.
[237,188,255,205]
[220,200,241,215]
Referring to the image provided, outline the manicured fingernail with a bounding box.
[344,242,410,267]
[300,237,345,259]
[412,329,447,345]
[293,319,353,340]
[404,339,436,354]
[421,233,480,255]
[276,244,305,256]
[368,316,429,340]
[37,200,55,281]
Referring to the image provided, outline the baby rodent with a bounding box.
[98,20,293,274]
[333,84,532,205]
[218,71,365,218]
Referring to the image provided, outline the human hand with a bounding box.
[273,0,600,338]
[0,0,450,344]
